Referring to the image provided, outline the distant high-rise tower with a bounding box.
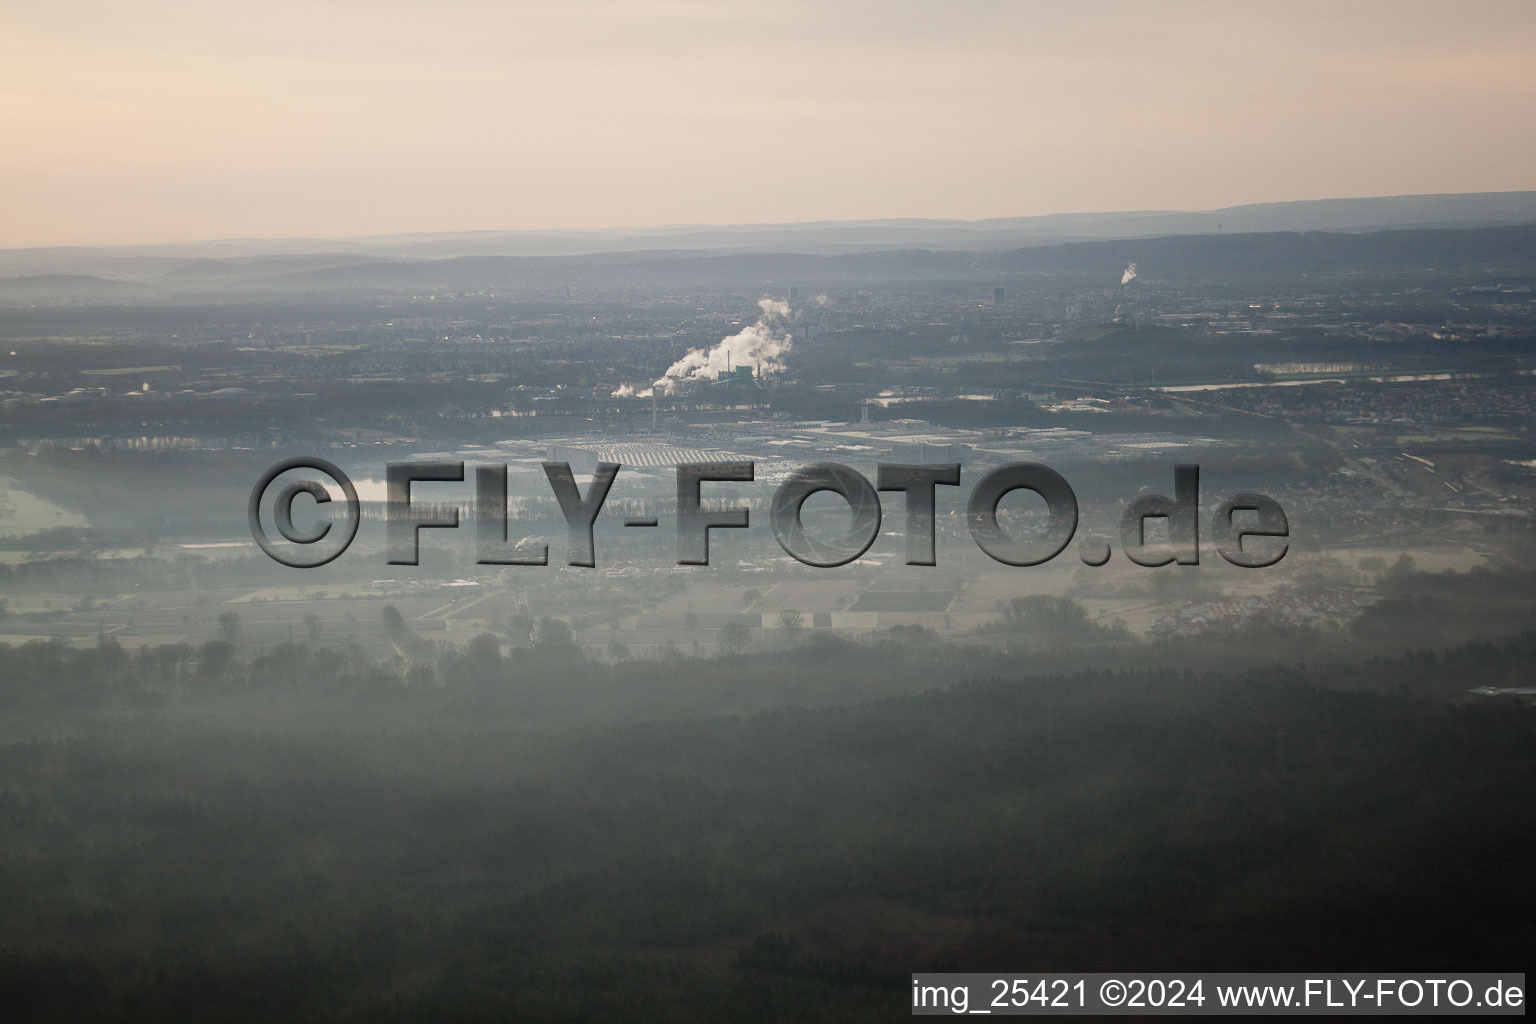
[994,287,1006,305]
[790,286,801,303]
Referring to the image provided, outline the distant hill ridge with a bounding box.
[3,191,1533,268]
[0,195,1533,302]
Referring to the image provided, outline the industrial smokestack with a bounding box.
[612,297,794,399]
[652,297,792,394]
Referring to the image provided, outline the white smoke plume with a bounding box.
[611,383,635,398]
[1121,262,1138,286]
[649,296,793,395]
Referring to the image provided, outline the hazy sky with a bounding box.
[3,0,1534,247]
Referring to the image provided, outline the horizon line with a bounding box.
[7,189,1535,256]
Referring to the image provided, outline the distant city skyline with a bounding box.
[3,0,1534,248]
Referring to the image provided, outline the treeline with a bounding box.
[5,613,1536,727]
[1351,561,1536,649]
[0,625,1012,725]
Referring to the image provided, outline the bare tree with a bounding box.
[720,621,750,655]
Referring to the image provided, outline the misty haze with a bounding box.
[1,1,1534,1021]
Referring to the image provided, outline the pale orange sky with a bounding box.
[2,0,1534,247]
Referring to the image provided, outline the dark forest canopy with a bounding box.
[0,632,1532,1021]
